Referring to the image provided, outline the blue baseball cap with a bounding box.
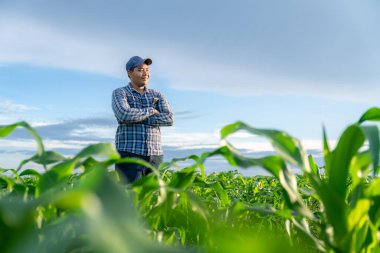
[126,56,152,71]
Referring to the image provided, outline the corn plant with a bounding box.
[202,107,380,252]
[1,107,380,253]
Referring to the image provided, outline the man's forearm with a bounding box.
[113,106,157,123]
[143,112,174,126]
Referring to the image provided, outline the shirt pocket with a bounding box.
[127,95,140,108]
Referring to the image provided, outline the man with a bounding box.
[112,56,174,183]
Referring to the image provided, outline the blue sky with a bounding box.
[0,0,379,174]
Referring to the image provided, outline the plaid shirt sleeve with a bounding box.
[112,88,155,123]
[143,92,174,126]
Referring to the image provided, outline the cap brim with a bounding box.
[144,58,152,65]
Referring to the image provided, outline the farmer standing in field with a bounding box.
[112,56,174,183]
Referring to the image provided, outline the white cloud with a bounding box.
[162,127,339,153]
[0,152,38,170]
[226,139,339,153]
[0,125,335,153]
[0,14,126,77]
[70,126,114,139]
[0,118,340,171]
[1,3,380,103]
[0,99,39,113]
[0,139,39,150]
[0,139,97,151]
[162,130,220,149]
[30,120,62,127]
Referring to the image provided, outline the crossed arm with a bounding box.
[143,94,174,126]
[112,89,173,126]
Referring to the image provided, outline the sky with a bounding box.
[0,0,379,175]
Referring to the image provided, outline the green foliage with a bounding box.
[1,107,380,252]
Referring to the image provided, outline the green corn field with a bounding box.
[1,107,380,253]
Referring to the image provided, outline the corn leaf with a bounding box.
[358,107,380,124]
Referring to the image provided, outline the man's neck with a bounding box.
[130,82,146,94]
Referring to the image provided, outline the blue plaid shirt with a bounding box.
[112,83,173,156]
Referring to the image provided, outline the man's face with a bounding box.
[128,64,150,88]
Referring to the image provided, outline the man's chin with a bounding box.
[137,82,147,87]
